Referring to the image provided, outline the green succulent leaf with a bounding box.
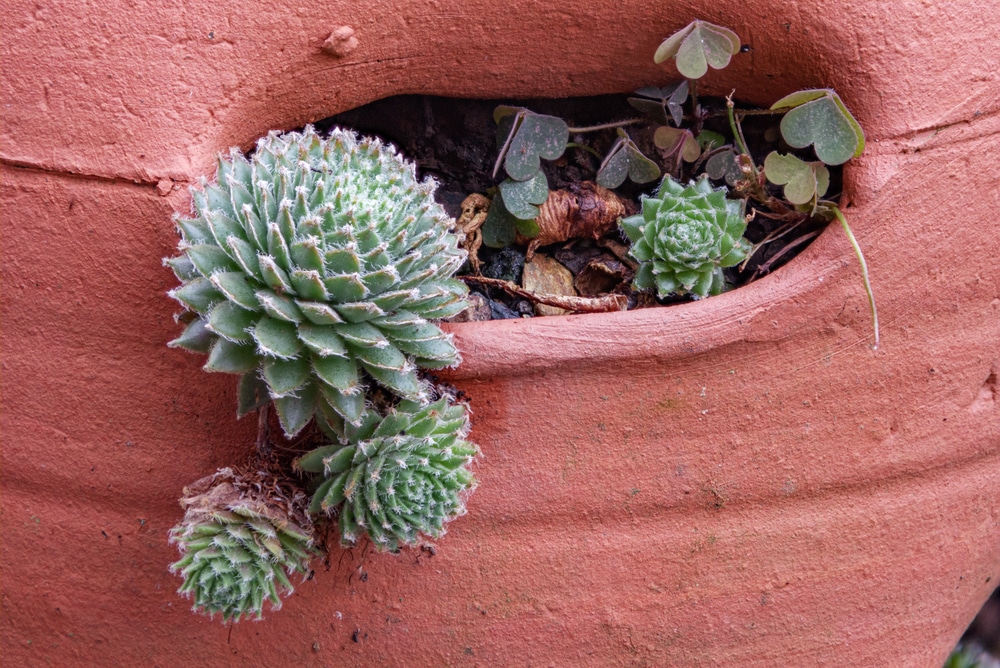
[295,399,477,552]
[622,175,749,298]
[205,338,259,373]
[237,373,269,418]
[763,151,831,205]
[654,20,741,79]
[167,127,470,435]
[499,172,549,220]
[169,468,317,622]
[273,381,318,436]
[771,89,865,165]
[168,317,216,353]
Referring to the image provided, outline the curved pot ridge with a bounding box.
[2,0,999,666]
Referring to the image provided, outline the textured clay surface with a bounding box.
[2,0,999,666]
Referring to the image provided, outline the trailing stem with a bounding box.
[831,206,879,349]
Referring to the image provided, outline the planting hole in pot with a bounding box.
[310,92,844,320]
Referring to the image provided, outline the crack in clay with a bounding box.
[0,157,189,190]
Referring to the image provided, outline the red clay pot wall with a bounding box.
[3,1,999,665]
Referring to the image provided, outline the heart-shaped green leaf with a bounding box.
[626,144,662,184]
[771,89,865,165]
[696,130,727,151]
[654,126,701,162]
[705,147,743,186]
[654,20,741,79]
[494,110,569,181]
[499,172,549,220]
[481,194,518,248]
[763,151,831,205]
[597,132,662,189]
[596,139,629,189]
[628,81,688,126]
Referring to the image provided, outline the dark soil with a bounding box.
[318,93,839,319]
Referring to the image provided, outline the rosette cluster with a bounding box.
[621,176,750,298]
[166,126,469,436]
[168,467,318,623]
[295,398,477,552]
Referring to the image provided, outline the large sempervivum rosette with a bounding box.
[294,397,477,552]
[166,126,469,436]
[621,176,751,298]
[168,466,318,622]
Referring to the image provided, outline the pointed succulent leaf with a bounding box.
[205,338,259,373]
[262,356,311,396]
[237,373,269,417]
[167,127,469,435]
[255,289,303,323]
[165,255,199,282]
[168,318,215,353]
[273,381,318,435]
[169,467,317,622]
[318,383,365,424]
[176,216,213,244]
[623,175,749,298]
[251,316,303,359]
[170,278,224,313]
[312,354,359,393]
[207,301,255,343]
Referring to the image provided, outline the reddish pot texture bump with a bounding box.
[3,1,999,665]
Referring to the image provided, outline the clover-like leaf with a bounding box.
[654,126,701,162]
[654,20,741,79]
[763,151,830,205]
[705,147,743,186]
[628,81,689,126]
[499,172,549,220]
[771,89,865,166]
[493,108,569,181]
[696,130,727,151]
[597,130,661,189]
[481,193,518,248]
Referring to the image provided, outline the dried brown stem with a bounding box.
[460,275,628,313]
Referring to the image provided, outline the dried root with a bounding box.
[456,193,490,273]
[460,275,628,314]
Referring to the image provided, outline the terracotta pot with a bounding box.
[3,0,999,665]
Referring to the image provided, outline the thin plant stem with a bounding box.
[566,141,603,160]
[726,95,758,181]
[831,206,880,349]
[735,108,788,118]
[566,118,643,133]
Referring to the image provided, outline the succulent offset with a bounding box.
[166,126,469,436]
[168,467,318,623]
[621,176,750,298]
[295,397,477,552]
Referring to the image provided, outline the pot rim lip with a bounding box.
[440,202,868,381]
